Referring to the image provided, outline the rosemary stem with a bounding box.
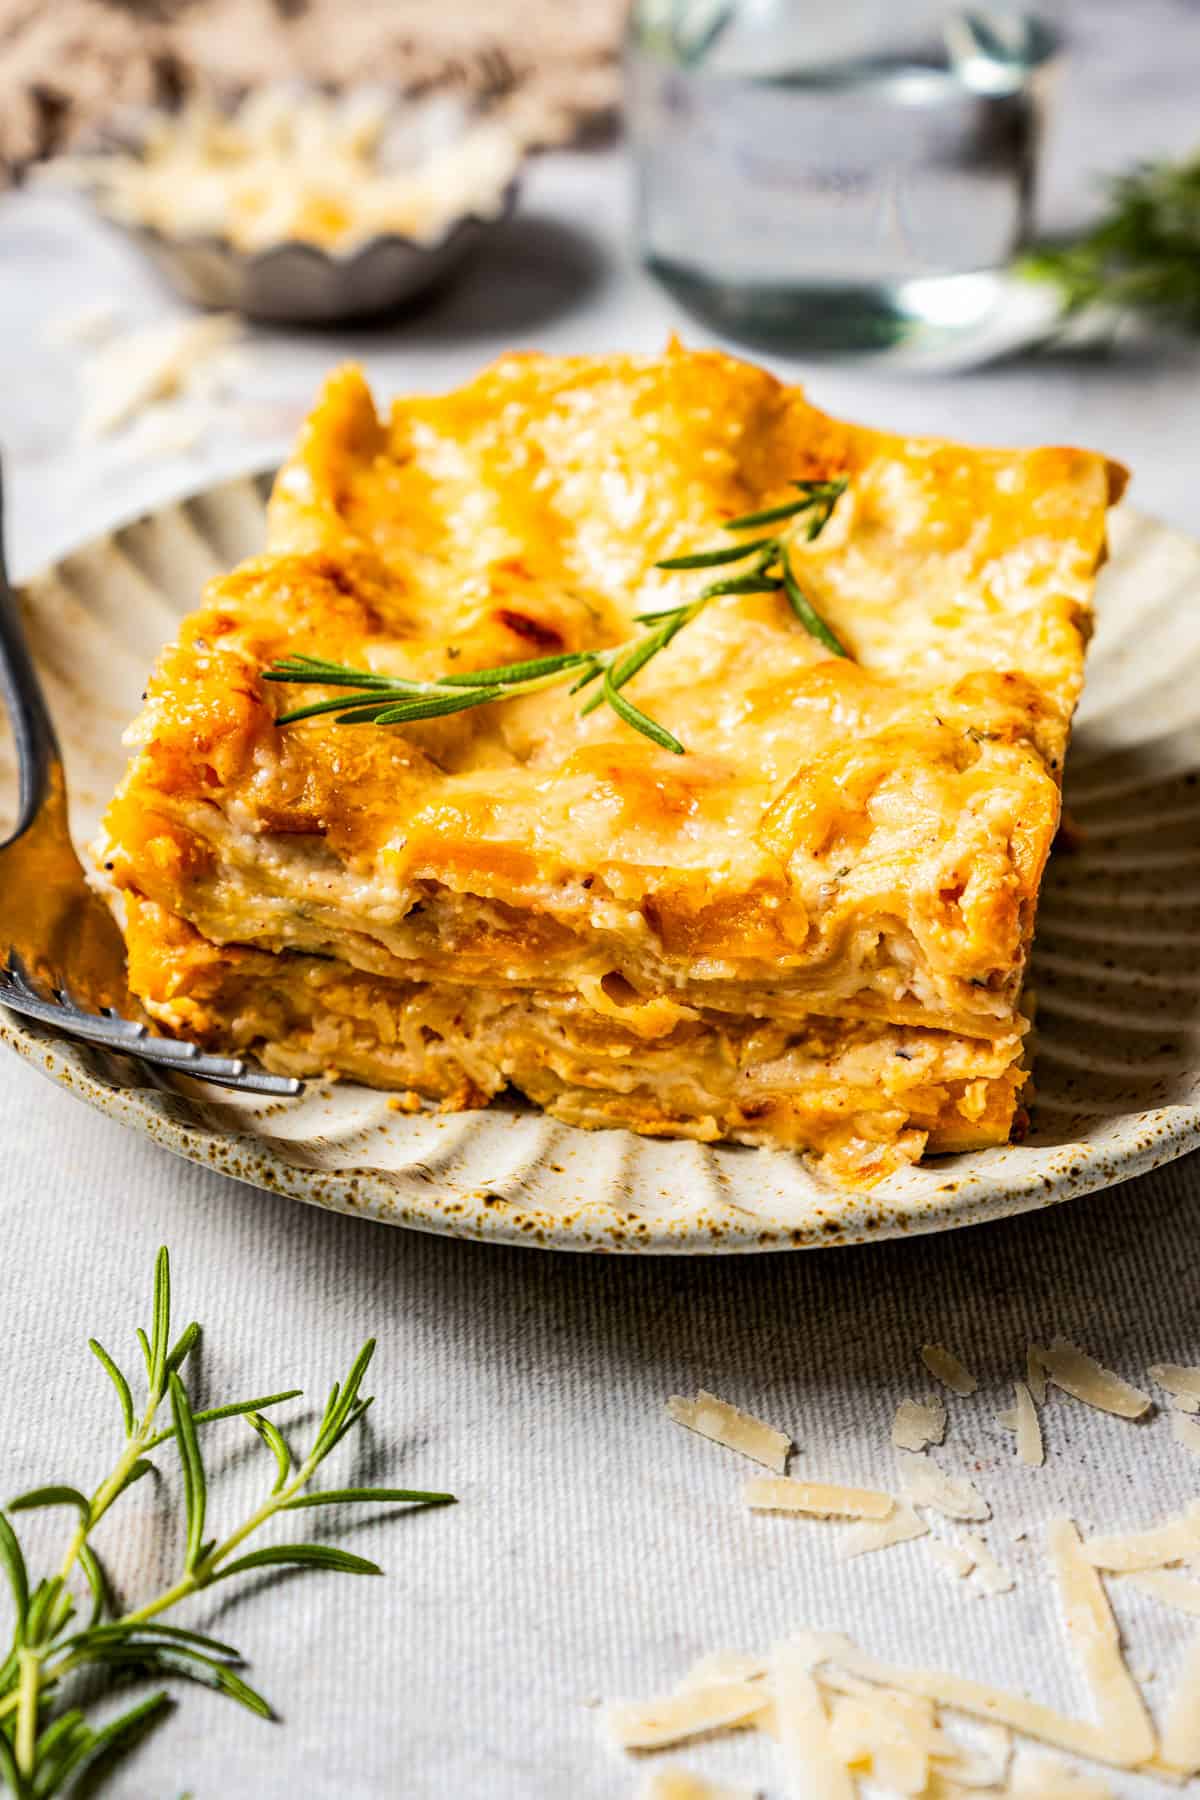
[117,1454,321,1630]
[15,1647,39,1774]
[55,1394,164,1594]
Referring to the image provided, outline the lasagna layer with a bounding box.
[103,662,1064,1039]
[123,895,1029,1187]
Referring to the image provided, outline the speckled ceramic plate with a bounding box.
[3,476,1198,1252]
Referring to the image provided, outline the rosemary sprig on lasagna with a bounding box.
[264,477,848,755]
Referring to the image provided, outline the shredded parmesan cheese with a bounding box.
[1010,1751,1117,1797]
[78,313,241,440]
[892,1396,948,1452]
[667,1391,791,1473]
[896,1451,990,1522]
[1125,1569,1200,1616]
[43,297,121,349]
[1172,1394,1200,1414]
[1160,1630,1200,1776]
[637,1769,755,1800]
[1171,1410,1200,1456]
[1046,1517,1156,1765]
[1037,1339,1152,1419]
[1013,1381,1044,1467]
[56,90,522,257]
[679,1651,767,1690]
[927,1540,975,1580]
[743,1477,893,1519]
[995,1381,1043,1466]
[839,1503,928,1560]
[961,1532,1014,1596]
[1150,1363,1200,1405]
[827,1693,930,1793]
[921,1345,978,1397]
[770,1639,855,1799]
[806,1637,1133,1767]
[936,1720,1011,1788]
[1082,1505,1200,1572]
[1026,1346,1049,1406]
[607,1682,768,1750]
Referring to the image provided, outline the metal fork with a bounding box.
[0,466,301,1096]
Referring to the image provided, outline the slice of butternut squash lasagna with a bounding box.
[97,347,1124,1184]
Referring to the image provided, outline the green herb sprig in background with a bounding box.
[264,477,849,757]
[0,1249,453,1798]
[1022,150,1200,333]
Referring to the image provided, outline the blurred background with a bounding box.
[1,0,1199,569]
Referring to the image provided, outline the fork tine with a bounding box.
[0,962,302,1096]
[0,469,303,1104]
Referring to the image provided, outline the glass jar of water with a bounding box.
[627,1,1059,354]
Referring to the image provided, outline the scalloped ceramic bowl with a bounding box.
[68,92,521,325]
[4,475,1200,1251]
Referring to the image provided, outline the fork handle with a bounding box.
[0,461,62,836]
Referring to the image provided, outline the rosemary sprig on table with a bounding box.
[0,1248,453,1798]
[263,477,849,756]
[1021,150,1200,333]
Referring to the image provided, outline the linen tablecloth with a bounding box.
[2,5,1200,1790]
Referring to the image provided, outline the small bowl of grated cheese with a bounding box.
[49,85,524,324]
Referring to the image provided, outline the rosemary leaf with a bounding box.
[721,495,819,529]
[368,692,500,726]
[654,538,772,569]
[437,650,589,687]
[283,1488,455,1510]
[82,1645,272,1720]
[697,573,783,599]
[109,1461,154,1502]
[24,1581,64,1650]
[164,1323,201,1378]
[246,1412,292,1494]
[5,1491,88,1521]
[324,1396,374,1456]
[601,666,685,756]
[87,1342,134,1439]
[0,1733,21,1797]
[149,1247,170,1392]
[144,1389,304,1450]
[30,1708,87,1793]
[0,1513,29,1638]
[72,1622,240,1656]
[212,1544,382,1582]
[167,1375,206,1575]
[75,1545,109,1633]
[48,1691,173,1796]
[783,556,849,659]
[271,691,419,726]
[262,658,409,690]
